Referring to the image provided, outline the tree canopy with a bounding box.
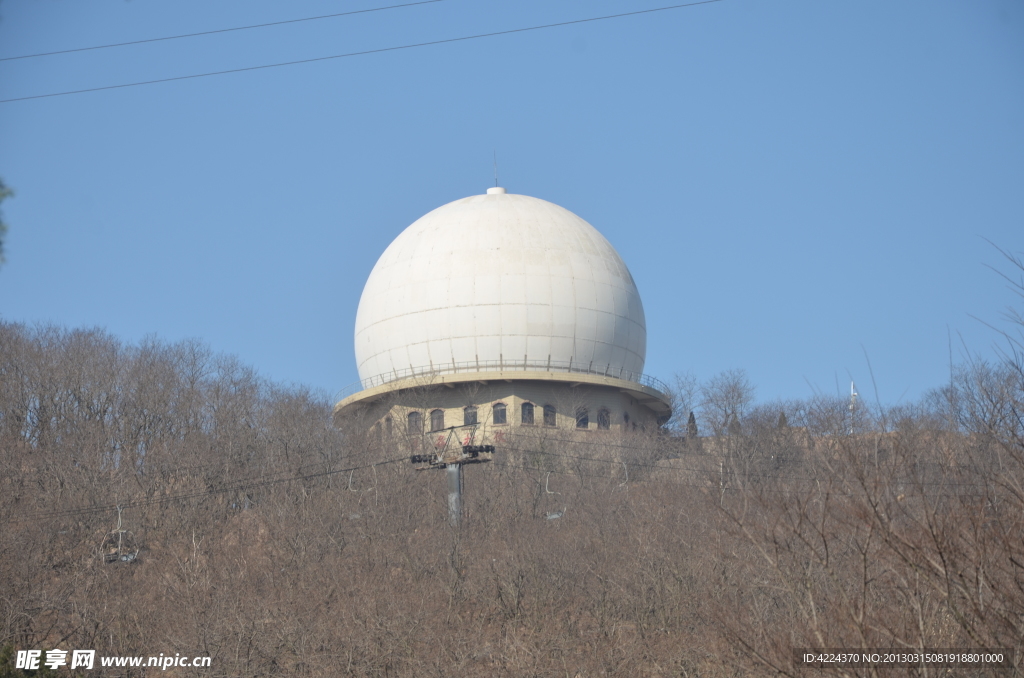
[0,178,12,266]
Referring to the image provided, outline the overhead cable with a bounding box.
[0,0,445,62]
[507,444,999,489]
[13,454,407,523]
[0,0,722,104]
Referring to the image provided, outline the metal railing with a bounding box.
[334,358,670,402]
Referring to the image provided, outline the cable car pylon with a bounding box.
[410,424,494,527]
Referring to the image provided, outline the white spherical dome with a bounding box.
[354,188,647,384]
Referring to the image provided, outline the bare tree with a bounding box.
[699,368,755,435]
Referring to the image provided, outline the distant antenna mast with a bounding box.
[848,381,858,435]
[493,150,498,187]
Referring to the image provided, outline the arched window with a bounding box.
[493,403,507,425]
[543,404,556,427]
[407,411,422,435]
[430,409,445,432]
[464,406,478,426]
[521,402,535,425]
[575,408,589,429]
[597,409,610,430]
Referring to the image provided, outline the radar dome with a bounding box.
[354,188,647,384]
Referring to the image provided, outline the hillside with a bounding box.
[1,322,1022,676]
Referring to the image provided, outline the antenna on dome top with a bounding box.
[493,150,498,187]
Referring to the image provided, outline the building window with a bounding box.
[597,409,610,430]
[521,402,535,425]
[576,408,589,429]
[623,412,630,428]
[543,404,556,427]
[385,416,393,437]
[430,409,445,432]
[464,406,478,426]
[493,403,507,425]
[407,411,422,435]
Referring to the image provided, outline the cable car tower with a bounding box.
[410,424,494,527]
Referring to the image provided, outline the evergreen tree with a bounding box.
[777,411,788,429]
[686,411,698,438]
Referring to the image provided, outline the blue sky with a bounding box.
[1,0,1021,405]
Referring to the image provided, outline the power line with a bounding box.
[0,0,723,104]
[0,0,445,62]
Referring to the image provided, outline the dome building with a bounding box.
[334,186,671,443]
